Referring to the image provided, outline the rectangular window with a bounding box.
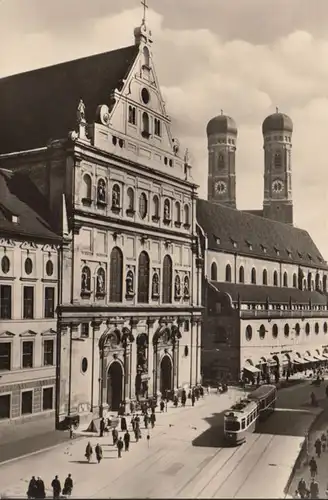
[23,286,34,319]
[0,394,10,419]
[0,285,12,319]
[42,387,53,411]
[0,342,11,371]
[241,418,246,430]
[43,339,54,366]
[22,341,33,368]
[21,390,33,415]
[154,118,161,136]
[44,287,55,318]
[81,323,89,338]
[184,320,189,332]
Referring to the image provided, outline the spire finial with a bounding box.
[220,109,223,116]
[276,106,279,113]
[141,0,148,25]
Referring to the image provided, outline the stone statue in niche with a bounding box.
[112,187,120,207]
[175,275,181,297]
[96,270,105,294]
[77,99,86,123]
[126,270,134,295]
[152,273,159,297]
[162,327,171,344]
[164,202,170,220]
[81,270,89,291]
[97,180,106,203]
[184,276,190,297]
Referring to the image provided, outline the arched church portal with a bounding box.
[107,361,123,411]
[160,355,173,395]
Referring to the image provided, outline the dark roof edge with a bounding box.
[0,226,62,244]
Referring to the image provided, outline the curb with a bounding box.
[283,408,324,498]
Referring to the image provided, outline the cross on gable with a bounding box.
[141,0,148,24]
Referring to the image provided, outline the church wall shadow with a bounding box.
[192,410,228,448]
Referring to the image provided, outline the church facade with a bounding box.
[0,21,202,425]
[199,112,328,382]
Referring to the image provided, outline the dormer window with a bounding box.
[12,215,19,224]
[260,244,267,253]
[143,46,150,68]
[128,105,136,125]
[245,240,252,250]
[154,118,161,137]
[230,238,237,248]
[308,253,313,261]
[214,235,221,245]
[142,112,150,139]
[286,249,292,258]
[274,246,280,255]
[298,251,303,259]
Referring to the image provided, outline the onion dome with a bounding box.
[206,112,237,136]
[262,109,293,135]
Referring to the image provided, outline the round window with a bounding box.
[141,87,150,104]
[272,324,278,338]
[284,324,289,337]
[259,325,266,339]
[295,323,301,336]
[305,323,310,335]
[81,357,88,373]
[315,322,319,334]
[139,193,148,219]
[24,257,33,275]
[1,255,10,274]
[46,260,54,277]
[245,325,252,341]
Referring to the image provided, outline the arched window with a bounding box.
[211,262,217,281]
[315,273,320,290]
[307,272,312,291]
[137,251,150,303]
[283,272,288,287]
[324,275,328,293]
[152,195,159,219]
[259,324,266,339]
[112,184,121,209]
[218,153,225,169]
[239,266,244,283]
[143,46,150,67]
[82,174,92,201]
[139,193,148,219]
[163,199,171,222]
[284,324,290,337]
[184,205,190,226]
[273,270,278,286]
[274,151,282,168]
[162,255,173,304]
[262,269,268,285]
[272,324,278,338]
[315,322,319,334]
[128,105,136,125]
[97,178,106,204]
[295,323,300,335]
[142,112,150,137]
[251,267,256,284]
[109,247,123,302]
[126,187,135,212]
[1,255,10,274]
[81,266,91,292]
[293,273,297,288]
[245,325,252,341]
[305,322,310,335]
[175,202,181,224]
[225,264,232,282]
[96,267,106,295]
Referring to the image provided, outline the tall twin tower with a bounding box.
[207,109,293,225]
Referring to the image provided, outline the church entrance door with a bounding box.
[107,361,123,411]
[160,355,173,396]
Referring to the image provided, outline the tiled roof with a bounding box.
[209,281,328,305]
[197,199,327,269]
[0,169,60,241]
[0,45,139,154]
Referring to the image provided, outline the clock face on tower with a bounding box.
[215,180,227,194]
[272,179,284,193]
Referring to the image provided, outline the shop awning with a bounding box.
[292,357,304,364]
[314,354,326,361]
[266,358,277,367]
[303,355,317,363]
[282,358,291,366]
[322,353,328,359]
[244,364,261,374]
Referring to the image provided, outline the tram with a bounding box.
[223,384,277,446]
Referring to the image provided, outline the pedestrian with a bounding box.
[195,387,200,401]
[310,478,319,499]
[35,477,45,499]
[63,474,73,497]
[85,441,93,462]
[51,475,61,499]
[181,389,186,407]
[297,478,307,499]
[144,413,149,429]
[95,443,103,464]
[99,417,105,437]
[160,400,165,412]
[106,416,112,429]
[191,392,195,407]
[117,437,124,458]
[309,456,318,478]
[131,414,136,432]
[150,412,156,429]
[134,426,139,442]
[124,430,130,451]
[135,414,140,427]
[200,386,204,398]
[173,394,178,407]
[27,476,37,499]
[112,427,119,446]
[315,438,322,458]
[130,400,135,414]
[321,432,327,452]
[121,415,127,432]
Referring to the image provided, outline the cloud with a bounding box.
[1,2,328,257]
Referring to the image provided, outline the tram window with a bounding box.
[241,419,246,430]
[247,416,250,426]
[225,420,240,431]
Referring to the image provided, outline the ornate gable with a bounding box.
[0,330,15,338]
[19,330,37,337]
[41,244,57,252]
[20,241,38,250]
[0,238,16,248]
[41,328,57,336]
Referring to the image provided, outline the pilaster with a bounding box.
[147,318,156,396]
[130,318,139,400]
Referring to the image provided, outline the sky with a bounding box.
[1,0,328,258]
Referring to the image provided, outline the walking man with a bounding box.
[150,412,156,429]
[112,427,119,446]
[51,475,61,499]
[315,438,322,458]
[95,443,103,463]
[124,430,131,451]
[309,456,318,478]
[117,437,124,458]
[99,417,105,437]
[63,474,73,497]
